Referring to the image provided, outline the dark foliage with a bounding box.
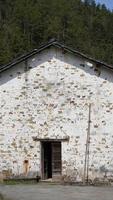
[0,0,113,66]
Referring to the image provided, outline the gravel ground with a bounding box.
[0,184,113,200]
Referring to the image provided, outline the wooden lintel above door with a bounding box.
[32,137,69,142]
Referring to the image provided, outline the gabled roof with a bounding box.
[0,39,113,73]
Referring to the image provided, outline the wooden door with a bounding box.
[52,142,61,177]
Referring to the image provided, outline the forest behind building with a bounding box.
[0,0,113,66]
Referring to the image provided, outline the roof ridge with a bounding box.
[0,40,113,73]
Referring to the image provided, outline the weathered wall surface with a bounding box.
[0,47,113,183]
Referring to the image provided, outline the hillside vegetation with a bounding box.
[0,0,113,66]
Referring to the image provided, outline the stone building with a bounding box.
[0,40,113,183]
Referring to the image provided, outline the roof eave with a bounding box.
[0,40,113,73]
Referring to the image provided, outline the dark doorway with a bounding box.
[41,141,61,180]
[43,142,52,179]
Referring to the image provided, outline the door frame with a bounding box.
[41,140,62,180]
[33,137,69,179]
[41,141,44,180]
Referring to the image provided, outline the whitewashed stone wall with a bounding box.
[0,46,113,183]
